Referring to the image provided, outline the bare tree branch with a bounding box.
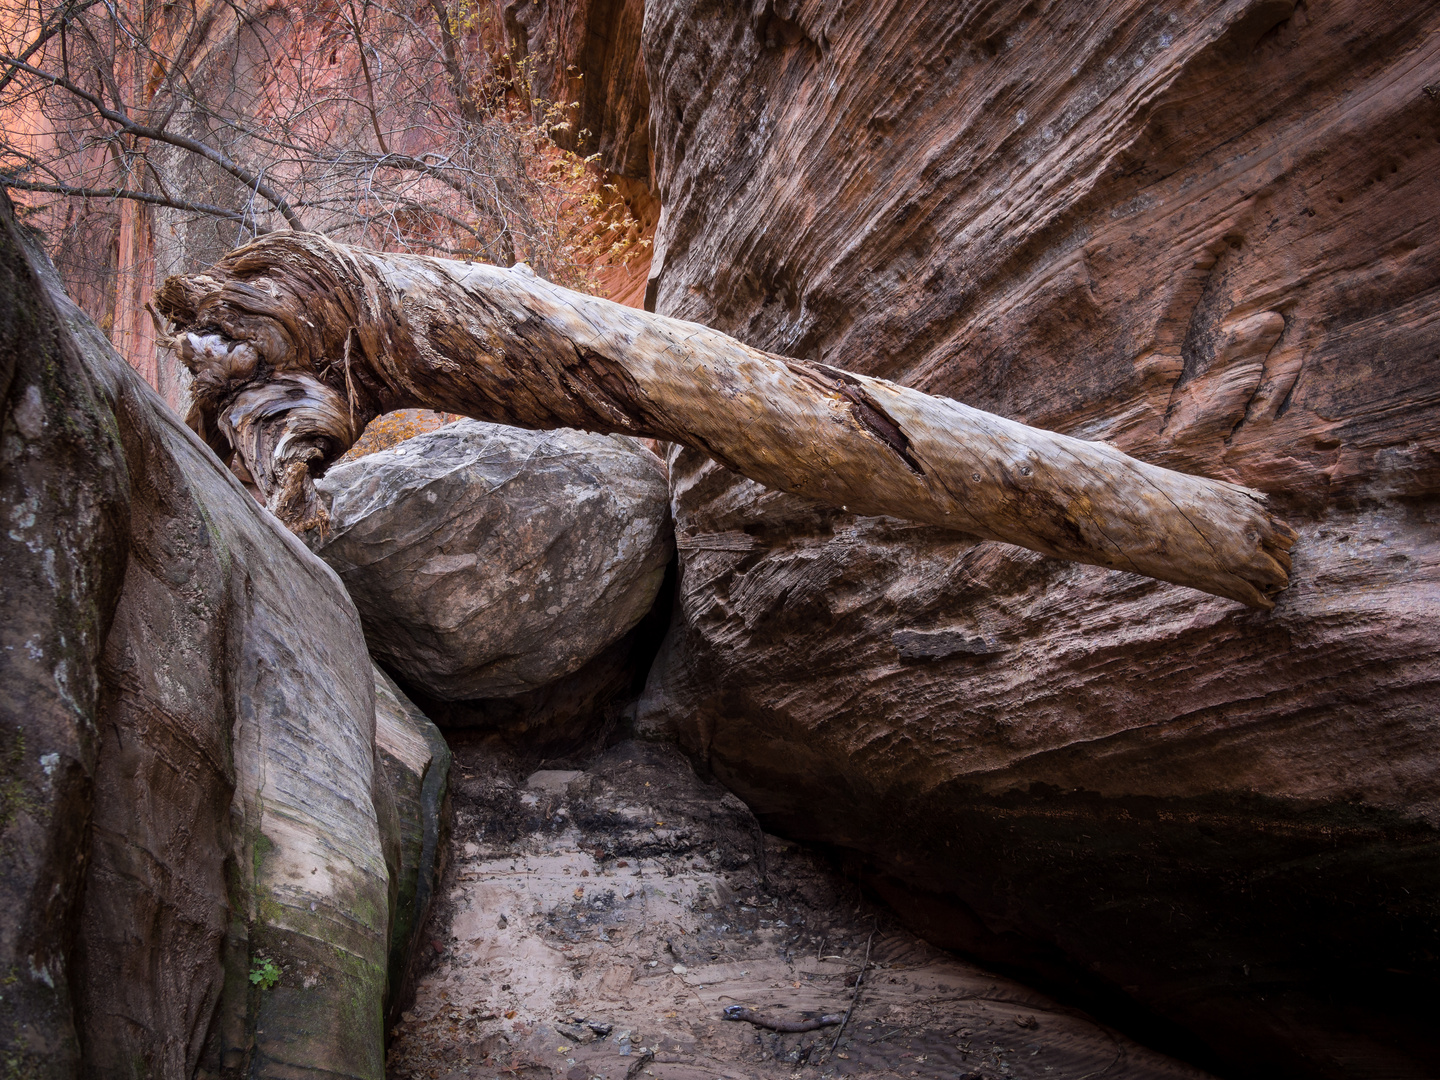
[0,50,305,228]
[426,0,480,125]
[0,175,248,220]
[0,0,103,95]
[345,2,389,156]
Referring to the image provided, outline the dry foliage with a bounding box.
[338,408,460,460]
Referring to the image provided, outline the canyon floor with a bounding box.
[385,739,1210,1080]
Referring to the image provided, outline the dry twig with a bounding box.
[823,928,876,1062]
[722,1006,843,1033]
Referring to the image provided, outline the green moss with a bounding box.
[192,498,232,579]
[250,829,275,887]
[345,890,384,932]
[327,942,387,1059]
[0,727,36,841]
[242,926,388,1078]
[256,897,286,927]
[2,1010,65,1080]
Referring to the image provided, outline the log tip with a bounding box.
[1227,507,1298,610]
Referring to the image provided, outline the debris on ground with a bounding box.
[386,740,1210,1080]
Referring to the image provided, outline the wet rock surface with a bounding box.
[315,420,673,701]
[629,0,1440,1075]
[385,740,1209,1080]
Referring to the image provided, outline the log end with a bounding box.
[269,459,332,539]
[1204,496,1299,610]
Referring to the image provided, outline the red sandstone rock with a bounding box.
[502,0,652,182]
[627,1,1440,1076]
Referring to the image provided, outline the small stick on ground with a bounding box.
[822,928,876,1063]
[623,1048,655,1080]
[722,1006,843,1033]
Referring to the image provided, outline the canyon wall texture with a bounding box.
[623,1,1440,1077]
[0,192,445,1078]
[503,0,652,182]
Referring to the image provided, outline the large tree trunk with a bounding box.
[155,234,1294,607]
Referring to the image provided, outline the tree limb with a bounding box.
[0,0,103,96]
[722,1006,843,1033]
[426,0,480,126]
[345,1,390,156]
[0,51,304,229]
[154,233,1297,608]
[1,175,249,221]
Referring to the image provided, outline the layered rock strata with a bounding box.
[633,1,1440,1076]
[375,665,454,1032]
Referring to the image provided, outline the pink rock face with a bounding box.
[629,0,1440,1076]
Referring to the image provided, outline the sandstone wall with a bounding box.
[631,1,1440,1076]
[502,0,652,182]
[0,191,446,1077]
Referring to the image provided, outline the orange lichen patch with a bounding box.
[338,409,461,461]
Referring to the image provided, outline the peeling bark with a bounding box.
[155,234,1295,607]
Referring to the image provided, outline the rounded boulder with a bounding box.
[315,421,672,700]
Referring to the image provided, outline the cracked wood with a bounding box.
[155,233,1295,607]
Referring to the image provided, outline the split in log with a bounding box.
[153,234,1296,608]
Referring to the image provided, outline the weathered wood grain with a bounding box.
[156,234,1294,606]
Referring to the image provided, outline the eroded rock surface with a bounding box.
[1,190,129,1079]
[314,420,673,701]
[0,193,441,1077]
[387,740,1211,1080]
[631,1,1440,1076]
[502,0,651,180]
[375,664,454,1032]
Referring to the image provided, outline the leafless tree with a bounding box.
[0,0,603,375]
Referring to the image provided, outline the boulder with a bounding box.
[313,420,673,701]
[373,665,453,1030]
[399,599,672,755]
[0,192,444,1077]
[631,1,1440,1076]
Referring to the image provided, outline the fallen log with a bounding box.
[154,233,1295,607]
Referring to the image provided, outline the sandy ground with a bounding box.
[385,740,1211,1080]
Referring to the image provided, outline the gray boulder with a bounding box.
[314,421,672,701]
[373,664,452,1029]
[0,192,444,1078]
